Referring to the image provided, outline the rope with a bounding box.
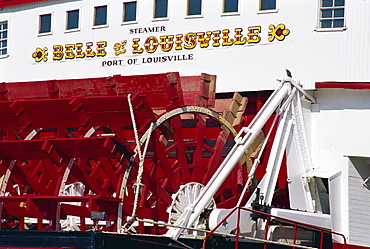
[236,107,281,207]
[128,94,143,159]
[125,94,154,231]
[132,122,153,218]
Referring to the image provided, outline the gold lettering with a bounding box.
[114,40,127,55]
[184,33,197,49]
[75,43,85,58]
[234,28,247,45]
[159,35,174,52]
[248,26,261,43]
[65,44,75,59]
[222,29,234,46]
[144,36,159,53]
[212,30,221,47]
[197,32,212,48]
[86,42,96,57]
[96,41,107,56]
[132,38,144,54]
[53,45,63,60]
[175,34,183,50]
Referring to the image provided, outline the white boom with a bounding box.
[167,77,316,239]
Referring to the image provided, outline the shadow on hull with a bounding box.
[0,230,329,249]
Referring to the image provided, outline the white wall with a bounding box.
[307,88,370,245]
[0,0,369,92]
[311,88,370,170]
[347,157,370,247]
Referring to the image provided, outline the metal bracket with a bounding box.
[289,80,316,104]
[234,127,251,145]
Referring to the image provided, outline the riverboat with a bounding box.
[0,1,368,248]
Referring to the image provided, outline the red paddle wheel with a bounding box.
[0,72,277,234]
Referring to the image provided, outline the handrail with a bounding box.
[202,206,347,249]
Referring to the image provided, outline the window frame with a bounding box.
[122,1,138,25]
[153,0,169,21]
[0,20,8,58]
[38,13,53,36]
[316,0,346,31]
[222,0,240,15]
[258,0,278,14]
[66,9,80,32]
[186,0,203,18]
[93,5,108,29]
[186,0,204,19]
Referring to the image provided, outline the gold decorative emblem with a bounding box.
[268,24,290,42]
[32,47,48,62]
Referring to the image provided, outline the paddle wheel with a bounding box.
[0,72,277,234]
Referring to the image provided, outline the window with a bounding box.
[39,13,52,34]
[187,0,202,16]
[260,0,276,11]
[94,5,107,26]
[319,0,345,29]
[224,0,238,13]
[154,0,168,18]
[67,10,79,30]
[0,21,7,56]
[123,1,137,22]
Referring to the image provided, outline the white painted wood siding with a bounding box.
[0,1,370,92]
[347,157,370,247]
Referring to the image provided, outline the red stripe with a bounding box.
[316,82,370,89]
[0,0,46,8]
[333,243,370,249]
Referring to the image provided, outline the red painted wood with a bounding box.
[316,82,370,89]
[0,73,281,234]
[333,243,370,249]
[0,0,46,8]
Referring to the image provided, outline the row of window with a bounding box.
[39,0,278,34]
[39,0,345,35]
[0,1,345,57]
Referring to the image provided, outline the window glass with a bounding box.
[39,14,51,33]
[335,0,344,6]
[0,21,7,56]
[67,10,79,30]
[334,8,344,17]
[260,0,276,10]
[321,9,332,18]
[188,0,202,15]
[94,6,107,26]
[123,2,137,22]
[319,0,345,29]
[154,0,168,18]
[322,0,333,7]
[333,19,344,28]
[224,0,238,13]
